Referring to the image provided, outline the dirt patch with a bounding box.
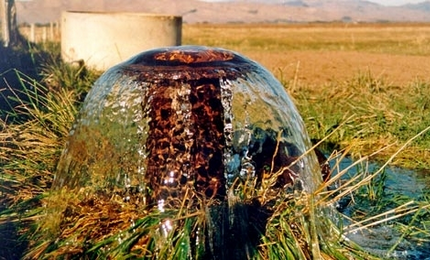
[248,50,430,86]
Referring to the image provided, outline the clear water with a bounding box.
[53,45,322,210]
[329,156,430,259]
[49,45,430,258]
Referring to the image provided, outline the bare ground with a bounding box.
[246,50,430,86]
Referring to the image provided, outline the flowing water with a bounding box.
[53,46,322,207]
[51,46,323,258]
[329,156,430,259]
[49,45,429,259]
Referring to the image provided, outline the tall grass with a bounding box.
[1,24,430,258]
[1,58,428,259]
[0,43,99,259]
[282,71,430,169]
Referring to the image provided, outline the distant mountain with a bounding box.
[15,0,430,24]
[284,1,308,7]
[403,0,430,12]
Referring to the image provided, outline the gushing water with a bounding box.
[54,46,322,209]
[51,46,324,259]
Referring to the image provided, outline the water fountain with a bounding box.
[48,45,328,259]
[54,45,322,206]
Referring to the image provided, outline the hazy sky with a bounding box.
[366,0,426,6]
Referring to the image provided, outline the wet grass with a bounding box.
[0,73,383,258]
[1,23,430,259]
[0,40,99,259]
[1,69,427,258]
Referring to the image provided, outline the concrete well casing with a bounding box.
[61,11,182,71]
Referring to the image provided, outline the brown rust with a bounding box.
[116,46,327,208]
[143,77,227,206]
[154,48,234,64]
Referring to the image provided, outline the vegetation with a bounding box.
[183,23,430,56]
[0,23,429,259]
[0,40,99,259]
[291,73,430,168]
[183,23,430,169]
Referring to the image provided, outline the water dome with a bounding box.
[54,45,322,210]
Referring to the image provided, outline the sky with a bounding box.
[366,0,426,6]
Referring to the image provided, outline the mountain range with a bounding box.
[16,0,430,24]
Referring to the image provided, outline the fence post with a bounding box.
[55,20,60,39]
[1,0,10,46]
[1,0,20,47]
[30,23,35,42]
[42,26,47,42]
[50,21,54,41]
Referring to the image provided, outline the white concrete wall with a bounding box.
[61,11,182,71]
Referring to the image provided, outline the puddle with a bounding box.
[329,156,430,260]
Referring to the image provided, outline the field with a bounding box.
[1,22,430,259]
[183,23,430,85]
[183,23,430,169]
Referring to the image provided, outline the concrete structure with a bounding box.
[61,11,182,71]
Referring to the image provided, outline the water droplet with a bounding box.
[160,219,174,238]
[157,199,165,212]
[240,162,255,179]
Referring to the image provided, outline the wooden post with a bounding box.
[1,0,9,46]
[0,0,19,47]
[56,20,60,38]
[30,23,35,42]
[50,21,54,41]
[42,26,46,43]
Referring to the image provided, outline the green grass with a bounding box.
[0,41,99,259]
[1,24,430,259]
[287,71,430,169]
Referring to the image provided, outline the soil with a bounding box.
[248,50,430,86]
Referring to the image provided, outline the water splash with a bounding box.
[54,45,322,211]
